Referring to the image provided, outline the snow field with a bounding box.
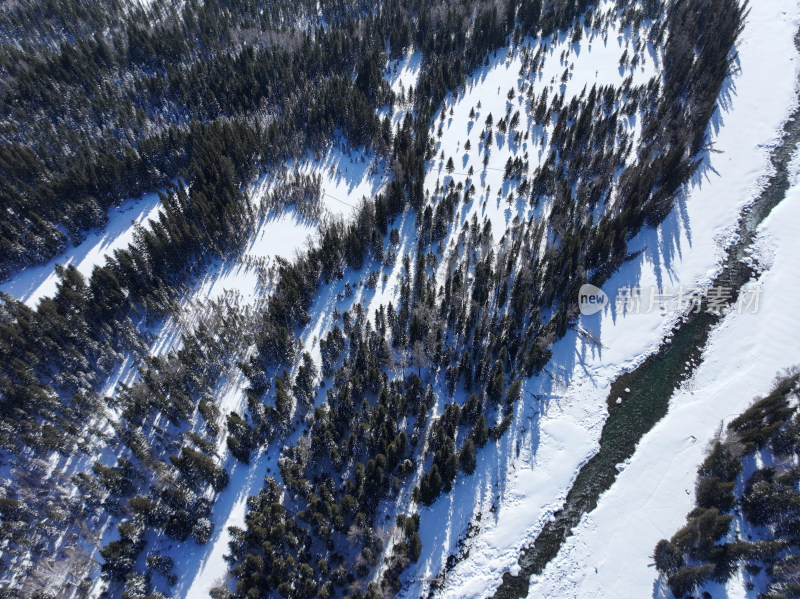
[291,144,390,218]
[382,50,423,128]
[426,1,657,248]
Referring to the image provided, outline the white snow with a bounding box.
[534,153,800,599]
[246,212,316,261]
[190,211,316,308]
[417,2,800,597]
[88,1,800,596]
[383,50,423,125]
[291,145,390,217]
[173,398,316,599]
[0,169,326,594]
[386,51,422,97]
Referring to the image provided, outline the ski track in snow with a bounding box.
[425,2,800,598]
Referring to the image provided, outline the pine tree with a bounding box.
[459,439,476,474]
[472,415,490,448]
[409,532,422,562]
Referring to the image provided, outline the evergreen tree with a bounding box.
[459,439,477,474]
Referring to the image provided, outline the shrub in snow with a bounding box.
[192,517,213,544]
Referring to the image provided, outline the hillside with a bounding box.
[0,1,797,599]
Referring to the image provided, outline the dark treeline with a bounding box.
[0,0,643,281]
[0,0,430,594]
[0,0,408,458]
[0,0,383,280]
[0,120,253,454]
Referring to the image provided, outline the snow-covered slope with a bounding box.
[0,150,373,595]
[534,170,800,599]
[420,2,800,598]
[0,141,384,310]
[426,13,656,246]
[292,145,390,218]
[164,146,393,599]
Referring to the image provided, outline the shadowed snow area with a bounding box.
[292,144,390,217]
[0,141,380,309]
[535,180,800,599]
[0,154,351,595]
[386,51,422,96]
[382,50,423,125]
[162,3,799,597]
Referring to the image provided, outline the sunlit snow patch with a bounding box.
[291,144,390,217]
